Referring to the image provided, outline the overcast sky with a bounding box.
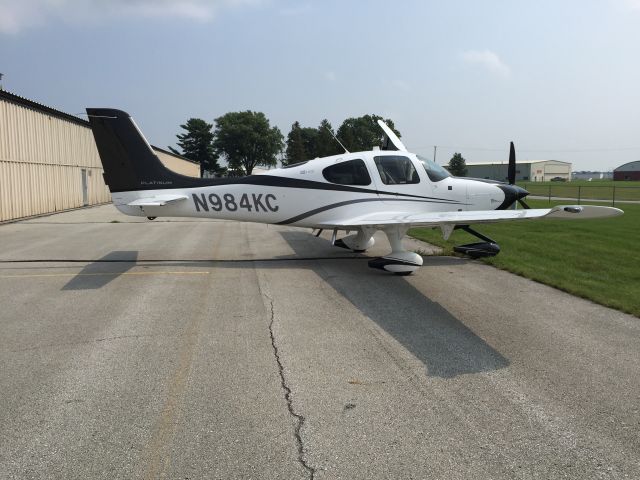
[1,0,639,170]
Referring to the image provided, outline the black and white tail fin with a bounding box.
[86,108,203,193]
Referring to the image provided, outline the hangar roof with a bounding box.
[614,161,640,172]
[0,89,197,165]
[1,89,89,127]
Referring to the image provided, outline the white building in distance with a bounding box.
[465,160,572,182]
[572,171,613,181]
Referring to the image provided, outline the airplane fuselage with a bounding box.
[112,150,512,229]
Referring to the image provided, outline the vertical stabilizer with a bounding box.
[86,108,202,192]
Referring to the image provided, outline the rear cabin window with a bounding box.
[374,156,420,184]
[322,159,371,186]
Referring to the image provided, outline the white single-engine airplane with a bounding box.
[87,108,622,275]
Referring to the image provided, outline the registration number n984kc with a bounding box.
[192,193,278,213]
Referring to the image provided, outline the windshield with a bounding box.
[417,155,451,182]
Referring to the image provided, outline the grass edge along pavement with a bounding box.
[408,199,640,317]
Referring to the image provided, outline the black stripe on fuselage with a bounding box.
[276,197,468,225]
[112,175,462,204]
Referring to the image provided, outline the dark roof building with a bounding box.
[613,161,640,181]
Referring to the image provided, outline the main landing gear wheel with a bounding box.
[368,253,423,275]
[368,227,423,275]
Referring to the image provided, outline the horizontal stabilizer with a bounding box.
[127,195,188,207]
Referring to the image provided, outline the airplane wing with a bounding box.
[320,205,623,228]
[126,194,188,207]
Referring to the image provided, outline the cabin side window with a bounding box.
[374,156,420,185]
[322,159,372,186]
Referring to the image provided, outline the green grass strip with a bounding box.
[409,199,640,317]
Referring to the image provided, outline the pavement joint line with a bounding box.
[0,271,210,278]
[0,256,370,263]
[9,221,213,224]
[10,333,195,353]
[264,292,316,480]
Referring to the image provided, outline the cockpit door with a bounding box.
[371,154,427,205]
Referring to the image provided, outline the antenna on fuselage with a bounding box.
[325,126,350,154]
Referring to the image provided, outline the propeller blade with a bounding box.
[508,141,516,185]
[518,199,531,209]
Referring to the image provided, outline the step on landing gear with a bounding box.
[368,226,423,275]
[453,225,500,258]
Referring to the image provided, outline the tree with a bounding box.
[300,127,319,158]
[284,121,306,166]
[336,114,401,152]
[169,118,221,177]
[212,111,284,175]
[315,119,342,157]
[285,119,343,165]
[447,152,468,177]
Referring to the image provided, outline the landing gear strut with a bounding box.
[368,226,423,275]
[453,225,500,258]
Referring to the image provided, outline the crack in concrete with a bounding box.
[265,294,316,480]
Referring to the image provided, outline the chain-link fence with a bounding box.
[520,184,640,206]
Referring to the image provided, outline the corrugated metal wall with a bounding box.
[0,95,199,222]
[155,150,200,177]
[0,98,110,221]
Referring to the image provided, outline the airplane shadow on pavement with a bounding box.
[278,230,510,379]
[61,251,138,290]
[59,235,509,377]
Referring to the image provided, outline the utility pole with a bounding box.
[0,73,4,91]
[433,145,437,163]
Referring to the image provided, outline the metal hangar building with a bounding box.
[613,161,640,181]
[0,90,199,222]
[465,160,572,182]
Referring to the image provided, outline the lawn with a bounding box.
[519,180,640,202]
[523,180,640,187]
[409,199,640,317]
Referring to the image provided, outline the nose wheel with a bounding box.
[453,225,500,258]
